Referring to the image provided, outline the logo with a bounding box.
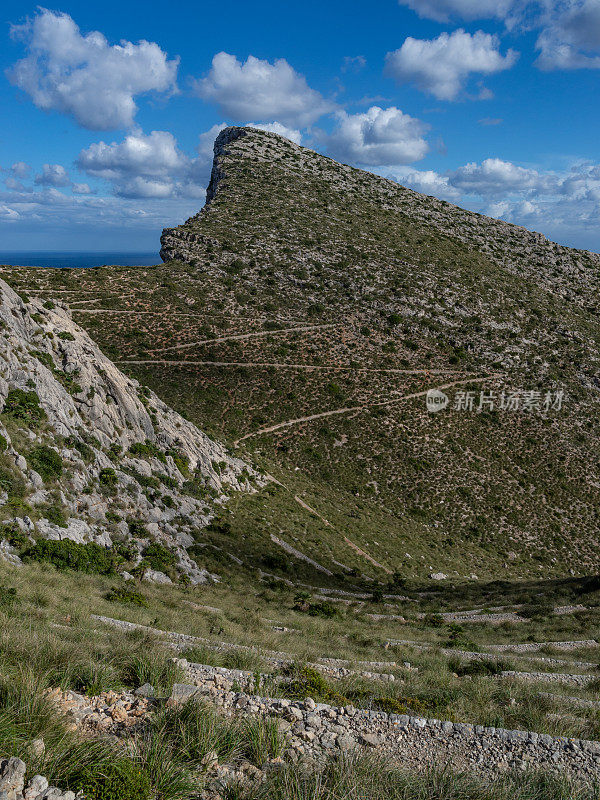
[426,389,449,413]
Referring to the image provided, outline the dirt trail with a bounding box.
[234,375,499,445]
[148,323,341,353]
[117,358,469,376]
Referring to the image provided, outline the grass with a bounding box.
[223,752,600,800]
[0,556,598,797]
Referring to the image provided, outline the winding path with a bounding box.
[234,375,500,446]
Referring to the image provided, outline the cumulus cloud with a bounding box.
[77,129,212,199]
[398,0,600,71]
[324,106,430,166]
[7,8,178,130]
[535,0,600,69]
[386,30,518,100]
[193,52,334,127]
[11,162,30,179]
[383,166,462,200]
[72,183,92,195]
[448,157,553,195]
[34,164,71,187]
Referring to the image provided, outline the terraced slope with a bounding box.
[3,126,600,585]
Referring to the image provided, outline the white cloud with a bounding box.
[7,9,178,130]
[324,106,430,166]
[398,0,514,22]
[386,30,518,100]
[72,183,92,195]
[448,158,552,195]
[246,122,302,144]
[535,0,600,69]
[193,52,334,127]
[78,130,185,180]
[384,166,462,200]
[11,162,30,178]
[0,205,19,221]
[342,55,367,72]
[34,163,71,187]
[77,129,211,199]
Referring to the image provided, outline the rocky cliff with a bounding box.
[0,278,260,583]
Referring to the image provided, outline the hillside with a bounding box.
[0,277,258,584]
[3,125,600,586]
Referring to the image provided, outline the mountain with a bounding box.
[3,125,600,585]
[0,277,258,583]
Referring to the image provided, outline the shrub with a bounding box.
[129,440,167,463]
[23,540,117,575]
[106,586,148,607]
[52,741,151,800]
[40,502,68,527]
[0,465,26,499]
[128,519,149,537]
[0,523,28,549]
[308,601,339,619]
[280,665,347,705]
[99,468,118,489]
[141,542,176,572]
[166,449,190,476]
[28,445,63,481]
[57,331,75,341]
[2,389,46,425]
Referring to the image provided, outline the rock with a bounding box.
[142,570,172,585]
[30,739,45,758]
[0,757,26,798]
[134,683,155,698]
[359,733,383,747]
[430,572,448,581]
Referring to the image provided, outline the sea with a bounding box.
[0,252,160,268]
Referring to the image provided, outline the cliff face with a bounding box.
[0,278,260,583]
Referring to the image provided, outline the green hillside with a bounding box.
[3,126,600,587]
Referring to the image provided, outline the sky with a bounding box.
[1,0,600,252]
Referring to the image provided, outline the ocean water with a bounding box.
[0,252,160,268]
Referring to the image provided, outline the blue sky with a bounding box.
[1,0,600,252]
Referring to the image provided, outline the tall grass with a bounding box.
[224,752,600,800]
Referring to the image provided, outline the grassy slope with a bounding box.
[2,128,600,587]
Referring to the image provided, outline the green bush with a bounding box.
[166,449,190,476]
[129,440,167,463]
[23,540,117,575]
[0,465,26,499]
[55,742,151,800]
[28,445,63,481]
[280,665,347,705]
[40,502,68,527]
[0,523,28,549]
[128,519,149,537]
[57,331,76,341]
[141,542,176,572]
[2,389,46,425]
[106,586,148,607]
[99,468,118,489]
